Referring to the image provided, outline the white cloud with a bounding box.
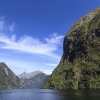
[0,17,15,33]
[44,63,58,67]
[0,17,64,75]
[45,33,64,44]
[0,17,64,59]
[0,34,63,59]
[43,70,53,75]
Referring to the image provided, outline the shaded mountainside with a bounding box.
[43,7,100,89]
[0,62,24,89]
[18,72,49,88]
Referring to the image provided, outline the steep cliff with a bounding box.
[43,7,100,89]
[0,62,24,89]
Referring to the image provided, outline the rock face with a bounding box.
[18,71,43,81]
[0,62,24,89]
[43,7,100,89]
[18,71,49,88]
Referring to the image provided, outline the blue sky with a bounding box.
[0,0,100,75]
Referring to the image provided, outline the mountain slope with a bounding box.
[18,71,49,88]
[0,62,24,89]
[43,7,100,89]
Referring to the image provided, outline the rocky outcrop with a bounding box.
[43,7,100,89]
[18,71,43,80]
[0,62,24,89]
[18,71,49,88]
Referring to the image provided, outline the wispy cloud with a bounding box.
[0,17,64,59]
[0,17,15,33]
[45,33,64,44]
[44,63,58,67]
[0,34,63,59]
[0,17,64,75]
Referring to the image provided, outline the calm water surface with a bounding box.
[0,89,100,100]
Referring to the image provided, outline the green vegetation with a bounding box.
[0,62,24,89]
[43,7,100,89]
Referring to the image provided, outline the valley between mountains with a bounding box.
[0,7,100,89]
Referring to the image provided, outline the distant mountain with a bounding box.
[0,62,24,89]
[43,7,100,89]
[18,71,43,79]
[18,71,49,88]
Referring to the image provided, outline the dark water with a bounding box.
[0,89,100,100]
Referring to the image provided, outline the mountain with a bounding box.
[43,7,100,89]
[0,62,24,89]
[18,71,49,88]
[18,71,42,81]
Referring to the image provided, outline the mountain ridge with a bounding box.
[0,62,25,89]
[68,6,100,34]
[18,71,49,88]
[18,71,42,80]
[43,7,100,89]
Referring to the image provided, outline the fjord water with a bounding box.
[0,89,100,100]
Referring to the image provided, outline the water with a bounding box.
[0,89,100,100]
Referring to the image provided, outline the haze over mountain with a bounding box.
[18,71,49,88]
[18,71,43,80]
[43,7,100,89]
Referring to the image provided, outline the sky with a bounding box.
[0,0,100,75]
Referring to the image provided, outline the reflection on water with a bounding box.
[0,89,100,100]
[60,89,100,100]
